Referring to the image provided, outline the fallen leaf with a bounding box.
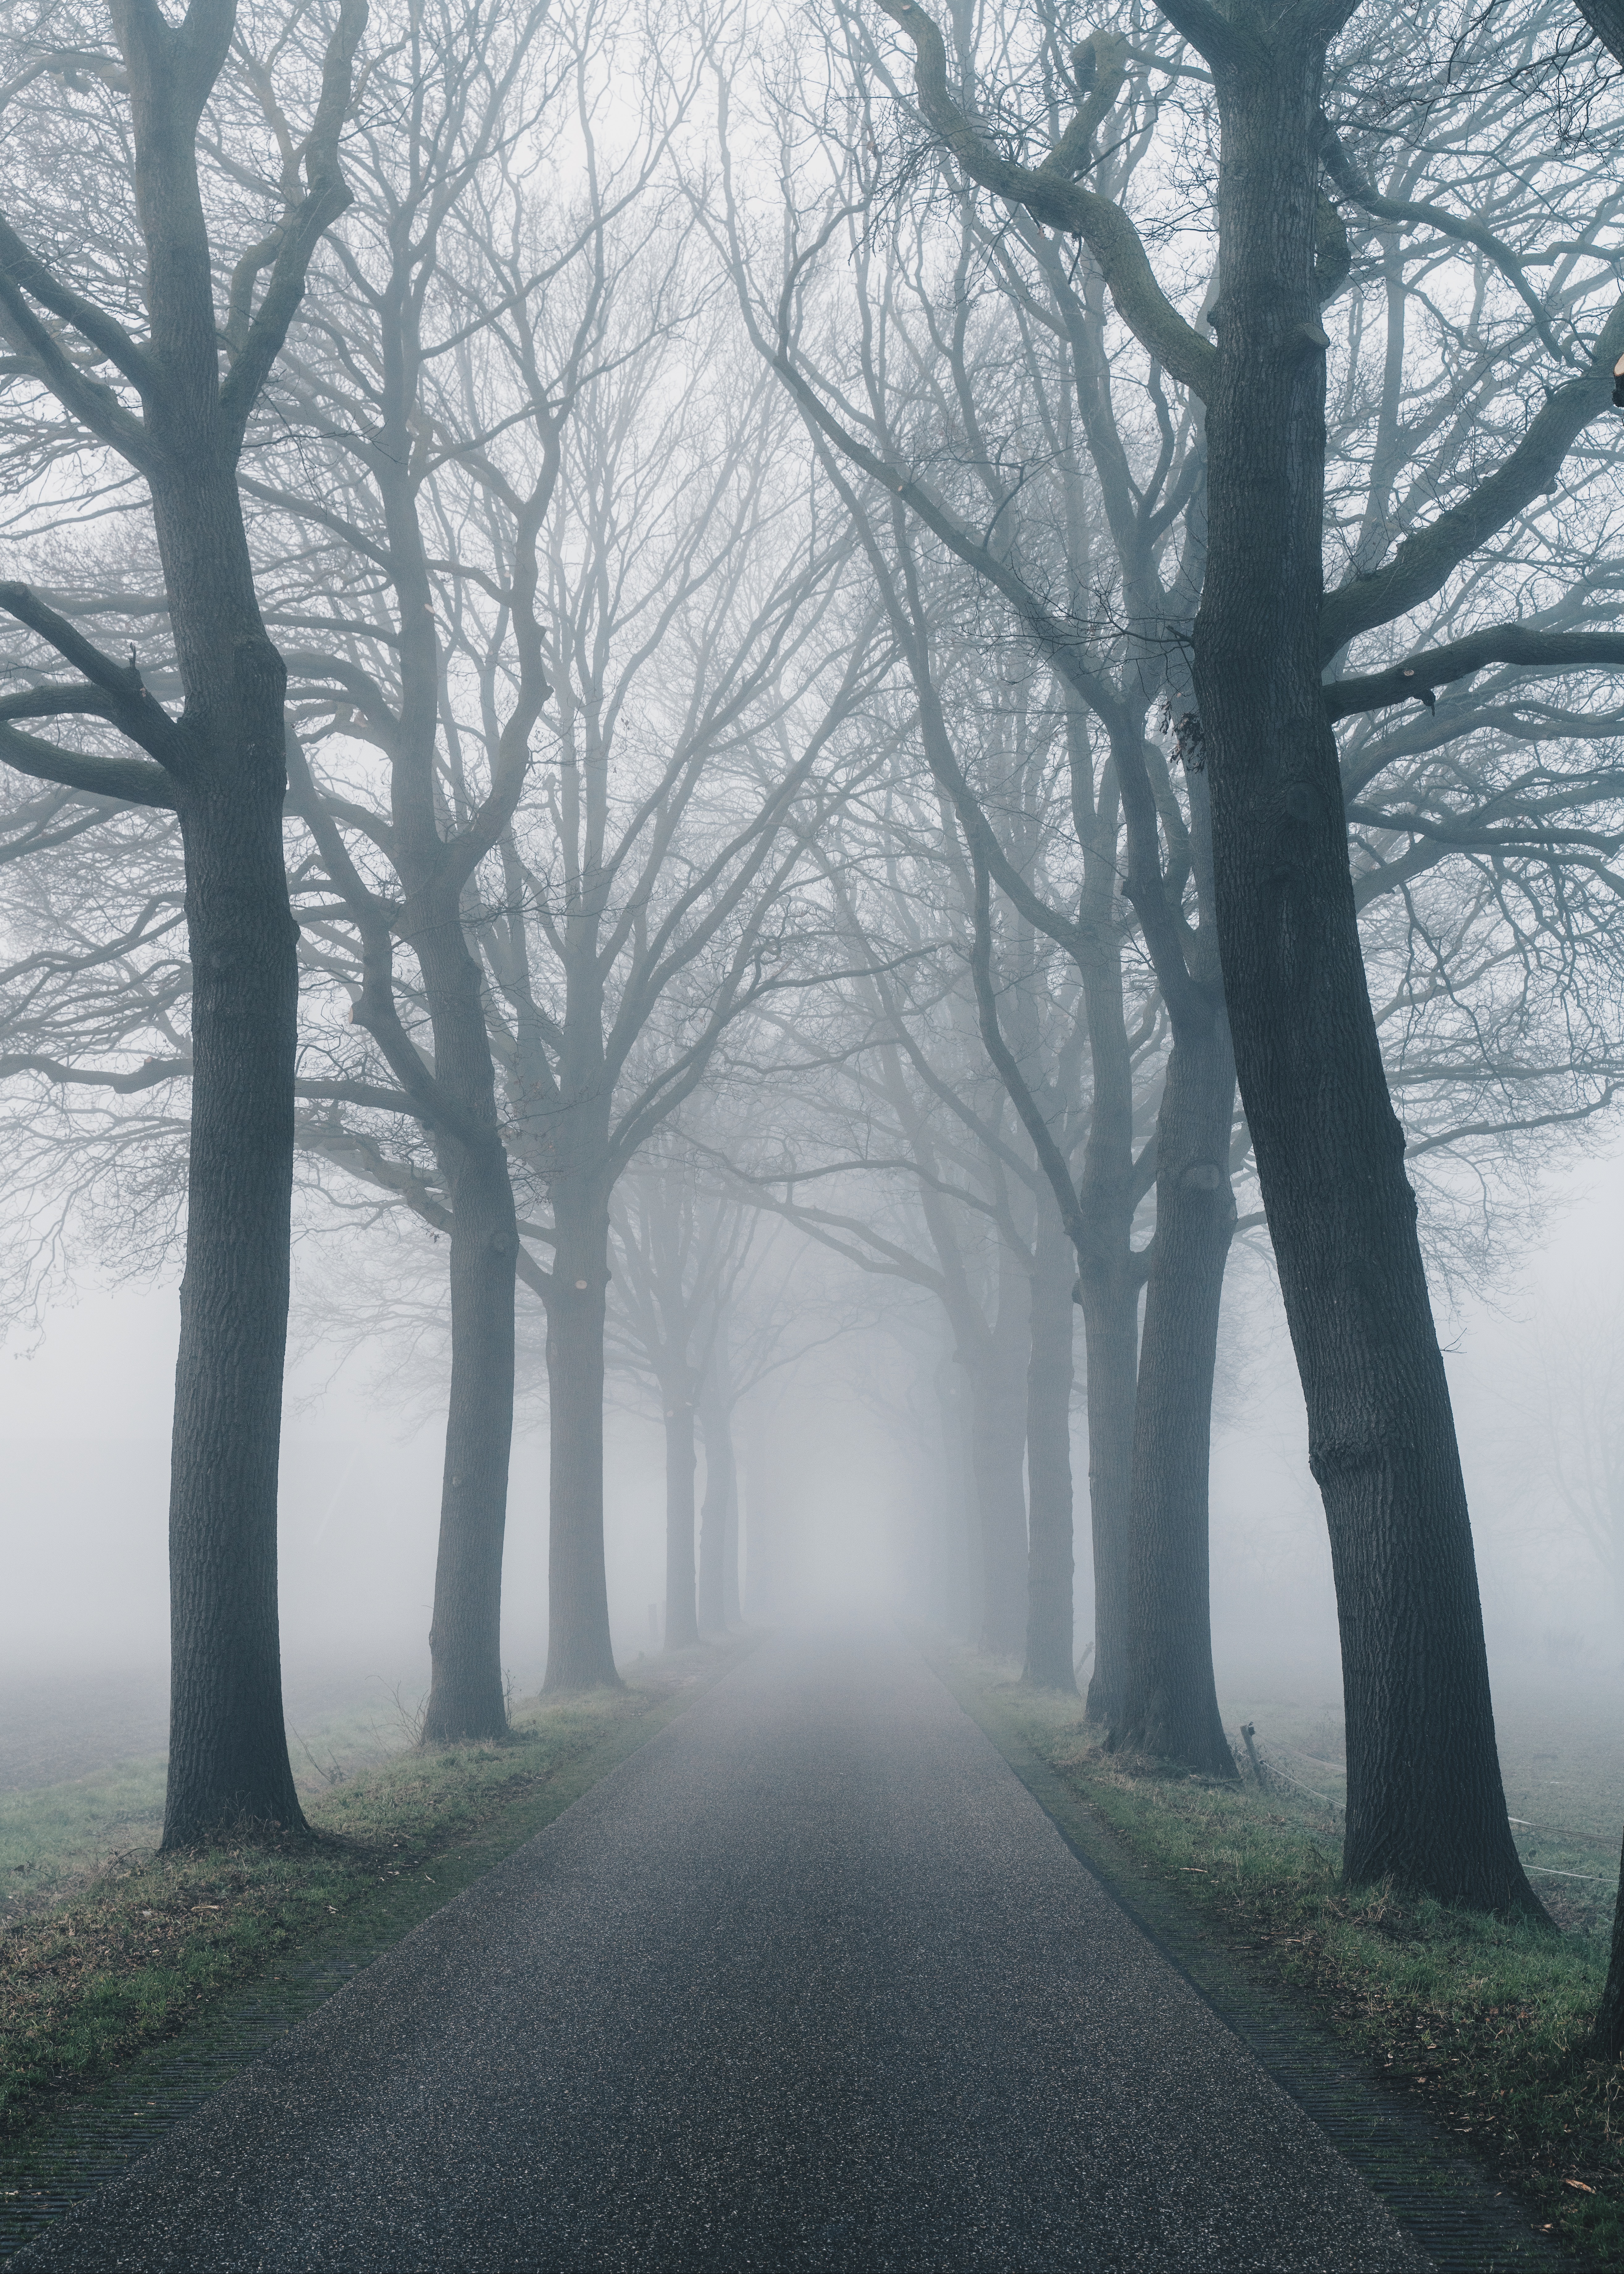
[1565,2180,1596,2194]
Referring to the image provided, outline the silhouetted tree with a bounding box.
[777,0,1624,1905]
[0,0,363,1844]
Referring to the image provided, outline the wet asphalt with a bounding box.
[16,1630,1431,2273]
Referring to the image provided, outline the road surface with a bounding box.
[19,1631,1429,2272]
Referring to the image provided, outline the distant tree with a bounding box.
[232,63,884,1697]
[609,1163,752,1649]
[698,1330,742,1633]
[1495,1285,1624,1631]
[690,1187,875,1631]
[467,364,885,1689]
[0,192,885,1715]
[713,70,1240,1752]
[715,799,1081,1664]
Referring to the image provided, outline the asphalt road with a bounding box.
[18,1631,1431,2273]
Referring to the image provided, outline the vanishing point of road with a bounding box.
[19,1633,1430,2272]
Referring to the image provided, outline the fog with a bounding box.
[6,1128,1619,1761]
[0,1248,924,1698]
[0,0,1620,1977]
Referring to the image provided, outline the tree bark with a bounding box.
[1058,723,1144,1731]
[1112,998,1237,1774]
[398,657,521,1745]
[1072,951,1140,1729]
[422,1099,515,1742]
[371,294,526,1745]
[664,1386,701,1651]
[1022,1189,1077,1689]
[164,720,304,1845]
[1078,1276,1136,1724]
[152,345,307,1848]
[542,1179,621,1690]
[1186,6,1536,1909]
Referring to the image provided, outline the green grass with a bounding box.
[0,1643,749,2141]
[1223,1681,1624,1937]
[0,1689,419,1915]
[1,1757,168,1902]
[945,1650,1624,2268]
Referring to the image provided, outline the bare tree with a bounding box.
[712,787,1088,1663]
[0,120,883,1717]
[609,1160,751,1648]
[228,16,868,1703]
[459,321,885,1686]
[711,48,1244,1756]
[241,0,601,1739]
[747,0,1624,1907]
[0,0,363,1843]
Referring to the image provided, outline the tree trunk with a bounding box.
[156,453,305,1844]
[23,0,362,1848]
[422,1119,515,1743]
[1192,18,1536,1910]
[1069,768,1141,1732]
[376,334,524,1745]
[664,1389,701,1651]
[415,894,518,1743]
[1078,1273,1137,1726]
[542,1181,621,1690]
[163,745,305,1846]
[1071,1032,1138,1729]
[1113,1004,1237,1776]
[1023,1190,1076,1689]
[698,1386,737,1637]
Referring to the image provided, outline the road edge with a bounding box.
[0,1633,761,2268]
[923,1639,1572,2274]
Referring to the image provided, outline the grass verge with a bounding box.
[942,1647,1623,2269]
[0,1641,750,2145]
[0,1691,418,1914]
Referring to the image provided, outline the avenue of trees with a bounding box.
[6,0,1624,2004]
